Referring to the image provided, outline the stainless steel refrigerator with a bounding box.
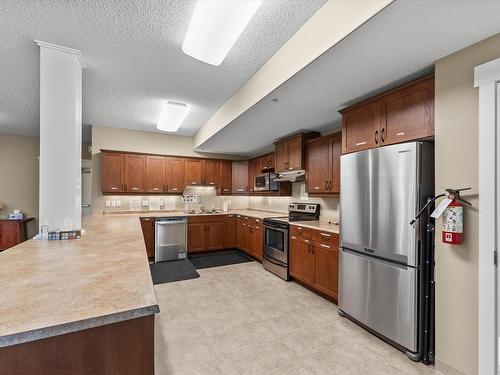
[339,141,434,359]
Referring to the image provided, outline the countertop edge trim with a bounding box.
[0,304,159,348]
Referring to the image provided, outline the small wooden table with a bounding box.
[0,218,34,251]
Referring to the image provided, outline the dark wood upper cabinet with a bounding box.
[383,77,434,145]
[232,161,248,194]
[124,154,146,192]
[341,102,381,154]
[220,160,232,195]
[145,155,165,193]
[274,141,288,172]
[184,159,203,186]
[261,153,275,171]
[274,133,319,173]
[330,134,341,193]
[203,160,221,187]
[306,137,330,194]
[247,157,261,193]
[340,75,434,154]
[101,152,125,193]
[306,133,341,194]
[165,157,185,193]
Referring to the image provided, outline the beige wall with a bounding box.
[0,135,39,237]
[434,32,500,375]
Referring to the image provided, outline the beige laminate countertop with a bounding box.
[103,208,288,220]
[289,220,340,234]
[0,215,159,348]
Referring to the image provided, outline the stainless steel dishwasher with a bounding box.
[155,217,187,262]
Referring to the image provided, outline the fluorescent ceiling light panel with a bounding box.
[157,101,190,132]
[182,0,262,66]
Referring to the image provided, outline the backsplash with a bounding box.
[94,182,339,221]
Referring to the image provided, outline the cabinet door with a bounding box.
[224,215,237,248]
[342,102,381,154]
[330,134,342,194]
[243,226,253,255]
[185,159,203,186]
[261,153,274,171]
[383,77,434,145]
[236,218,244,249]
[248,158,260,193]
[203,160,221,186]
[287,135,303,171]
[290,237,314,285]
[274,141,288,173]
[101,152,124,192]
[145,156,165,193]
[207,221,226,250]
[220,160,232,195]
[187,223,206,252]
[139,217,155,258]
[0,222,18,250]
[313,244,339,299]
[306,138,331,193]
[251,225,263,260]
[124,154,146,192]
[232,162,249,194]
[165,157,185,193]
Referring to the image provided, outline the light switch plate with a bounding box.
[116,200,121,207]
[142,200,149,207]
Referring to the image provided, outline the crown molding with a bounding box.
[34,40,86,69]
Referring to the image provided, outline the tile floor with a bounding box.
[154,261,441,375]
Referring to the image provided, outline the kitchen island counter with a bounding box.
[0,214,159,349]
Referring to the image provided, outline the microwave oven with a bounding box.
[254,172,279,191]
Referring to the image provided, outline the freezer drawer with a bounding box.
[339,249,418,352]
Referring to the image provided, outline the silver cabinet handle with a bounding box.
[172,188,178,191]
[191,182,197,184]
[320,233,331,237]
[320,244,330,249]
[356,141,367,146]
[291,236,296,239]
[111,187,118,190]
[304,239,310,243]
[153,187,159,191]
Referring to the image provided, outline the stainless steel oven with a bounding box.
[254,172,279,192]
[263,218,289,280]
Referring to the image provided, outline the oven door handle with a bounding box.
[264,224,288,232]
[263,255,287,267]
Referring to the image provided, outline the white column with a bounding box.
[36,41,86,232]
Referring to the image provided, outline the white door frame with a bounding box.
[475,57,500,375]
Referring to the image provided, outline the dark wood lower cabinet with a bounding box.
[187,216,226,253]
[0,315,155,375]
[139,217,155,259]
[290,228,339,300]
[0,219,33,251]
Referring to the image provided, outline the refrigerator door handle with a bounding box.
[341,247,410,270]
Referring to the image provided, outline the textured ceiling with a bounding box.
[0,0,326,137]
[198,0,500,155]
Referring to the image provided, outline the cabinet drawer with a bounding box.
[188,215,225,223]
[290,225,312,240]
[312,230,339,246]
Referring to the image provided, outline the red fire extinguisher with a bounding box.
[410,188,471,245]
[442,198,464,244]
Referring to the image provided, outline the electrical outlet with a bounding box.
[116,200,121,207]
[142,200,149,207]
[110,200,117,208]
[105,200,111,208]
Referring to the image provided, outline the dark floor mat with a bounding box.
[189,249,254,270]
[149,260,200,285]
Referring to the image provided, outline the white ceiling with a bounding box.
[198,0,500,156]
[0,0,326,137]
